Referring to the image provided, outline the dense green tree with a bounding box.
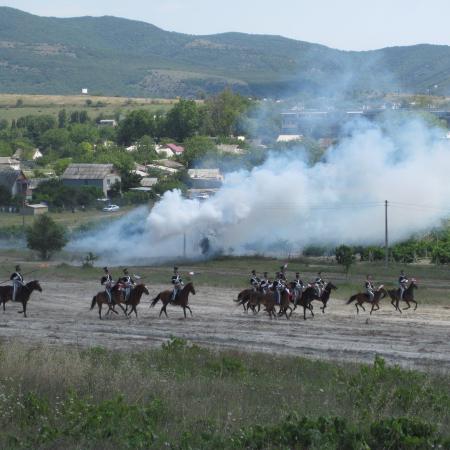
[39,128,70,151]
[0,185,11,205]
[165,99,200,141]
[16,115,57,142]
[26,215,68,260]
[58,109,67,128]
[69,124,99,145]
[182,136,216,168]
[116,110,156,145]
[335,245,355,278]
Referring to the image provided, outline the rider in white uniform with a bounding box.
[10,265,24,302]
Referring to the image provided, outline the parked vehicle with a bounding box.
[103,204,120,212]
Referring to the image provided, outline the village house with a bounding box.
[187,168,223,189]
[155,143,184,157]
[98,119,117,127]
[0,167,29,200]
[0,157,21,170]
[62,163,121,197]
[217,144,244,155]
[146,159,185,174]
[12,148,43,161]
[276,134,304,143]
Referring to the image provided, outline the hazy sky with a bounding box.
[3,0,450,51]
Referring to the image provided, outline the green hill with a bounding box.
[1,7,450,98]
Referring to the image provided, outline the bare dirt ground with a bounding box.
[0,281,449,372]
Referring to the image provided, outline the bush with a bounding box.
[26,215,68,260]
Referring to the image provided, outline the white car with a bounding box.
[103,204,120,212]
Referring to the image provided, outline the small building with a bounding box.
[0,157,20,170]
[98,119,117,127]
[187,188,220,200]
[81,88,88,94]
[187,168,223,189]
[0,167,29,199]
[62,164,121,196]
[276,134,304,143]
[13,148,43,161]
[155,143,185,157]
[140,177,158,188]
[217,144,244,155]
[21,203,48,215]
[146,159,185,174]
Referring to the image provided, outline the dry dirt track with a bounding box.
[0,281,449,372]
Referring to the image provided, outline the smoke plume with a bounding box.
[69,118,450,264]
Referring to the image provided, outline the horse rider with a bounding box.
[119,268,135,303]
[365,275,375,302]
[260,272,270,294]
[171,266,184,302]
[10,264,24,302]
[279,265,288,282]
[398,270,408,300]
[314,272,325,297]
[250,269,260,292]
[292,272,304,304]
[272,272,285,305]
[101,267,114,305]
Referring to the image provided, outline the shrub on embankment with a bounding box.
[0,339,448,449]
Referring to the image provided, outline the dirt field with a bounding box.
[0,281,449,372]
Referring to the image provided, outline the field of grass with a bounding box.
[0,340,448,449]
[0,93,178,121]
[0,207,133,230]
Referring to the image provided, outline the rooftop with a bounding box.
[62,164,118,180]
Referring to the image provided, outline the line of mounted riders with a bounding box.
[0,265,195,320]
[91,266,195,319]
[235,267,418,319]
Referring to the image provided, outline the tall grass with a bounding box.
[0,340,448,448]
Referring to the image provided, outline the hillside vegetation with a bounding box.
[2,7,450,97]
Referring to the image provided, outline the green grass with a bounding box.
[0,207,133,230]
[0,340,448,449]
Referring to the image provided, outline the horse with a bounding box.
[0,280,43,318]
[150,282,195,318]
[302,282,337,313]
[346,286,388,315]
[387,280,418,313]
[125,284,149,317]
[288,282,314,320]
[248,289,291,319]
[234,288,255,312]
[90,285,127,319]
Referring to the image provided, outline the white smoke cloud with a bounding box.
[69,118,450,264]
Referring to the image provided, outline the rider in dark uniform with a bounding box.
[398,270,408,300]
[259,272,270,294]
[365,275,375,302]
[10,265,24,302]
[272,272,285,305]
[250,270,260,292]
[101,267,114,305]
[279,265,288,282]
[171,267,183,302]
[119,268,135,302]
[314,272,324,297]
[292,272,304,305]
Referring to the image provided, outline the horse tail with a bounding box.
[90,295,97,310]
[150,294,161,307]
[346,295,358,304]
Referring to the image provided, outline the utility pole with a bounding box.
[385,200,389,268]
[183,232,186,259]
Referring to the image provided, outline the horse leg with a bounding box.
[133,305,138,318]
[355,303,359,314]
[117,304,126,315]
[2,300,5,312]
[370,303,375,315]
[412,300,418,311]
[21,301,27,318]
[98,303,102,319]
[360,303,366,312]
[403,301,411,310]
[183,307,187,319]
[186,305,193,316]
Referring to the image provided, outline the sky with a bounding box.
[2,0,450,51]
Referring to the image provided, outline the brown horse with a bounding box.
[150,282,195,318]
[288,282,314,320]
[0,280,42,318]
[302,282,337,313]
[125,284,150,317]
[387,280,418,313]
[234,288,260,313]
[347,286,388,314]
[248,289,291,319]
[90,285,126,319]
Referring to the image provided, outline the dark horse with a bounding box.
[247,289,292,319]
[234,288,259,313]
[387,280,418,313]
[90,284,127,319]
[288,282,314,320]
[301,282,337,314]
[150,282,196,318]
[125,284,150,318]
[0,280,43,318]
[347,286,388,314]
